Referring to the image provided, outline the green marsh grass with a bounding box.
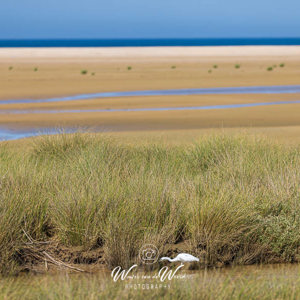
[0,134,299,274]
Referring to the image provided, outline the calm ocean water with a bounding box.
[0,38,300,47]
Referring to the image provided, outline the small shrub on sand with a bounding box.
[235,64,240,69]
[8,66,13,71]
[213,65,218,69]
[127,66,132,70]
[280,63,285,67]
[34,67,38,72]
[81,70,88,75]
[267,67,273,71]
[171,66,176,69]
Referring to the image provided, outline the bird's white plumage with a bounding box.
[160,253,199,263]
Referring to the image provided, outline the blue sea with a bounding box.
[0,38,300,47]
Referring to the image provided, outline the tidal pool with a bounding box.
[0,99,300,115]
[1,85,300,105]
[0,127,77,141]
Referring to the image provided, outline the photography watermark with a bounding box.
[111,243,197,290]
[125,283,171,290]
[111,263,185,283]
[139,244,159,264]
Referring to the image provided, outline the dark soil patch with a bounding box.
[15,242,106,274]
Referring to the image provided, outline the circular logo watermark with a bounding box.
[139,244,159,264]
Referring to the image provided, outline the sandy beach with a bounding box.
[1,46,300,98]
[1,46,300,59]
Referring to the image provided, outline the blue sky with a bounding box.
[0,0,299,39]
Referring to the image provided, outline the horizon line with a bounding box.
[1,37,300,41]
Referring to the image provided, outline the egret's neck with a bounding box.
[161,257,173,262]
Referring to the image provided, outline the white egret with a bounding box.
[160,253,199,263]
